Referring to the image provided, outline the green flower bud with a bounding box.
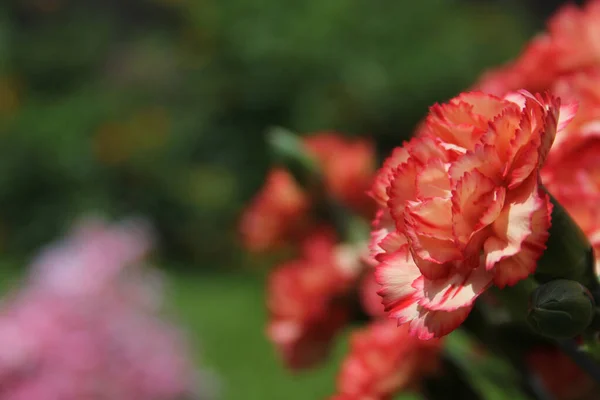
[527,279,596,339]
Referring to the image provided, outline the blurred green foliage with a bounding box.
[0,0,537,267]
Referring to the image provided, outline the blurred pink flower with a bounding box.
[0,217,213,400]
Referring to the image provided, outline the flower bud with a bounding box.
[527,279,596,339]
[266,127,321,188]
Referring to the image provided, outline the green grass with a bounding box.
[168,271,348,400]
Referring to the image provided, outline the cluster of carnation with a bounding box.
[241,133,444,399]
[242,2,600,399]
[471,3,600,396]
[240,133,375,253]
[476,0,600,273]
[0,217,212,400]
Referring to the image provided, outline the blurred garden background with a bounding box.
[0,0,583,399]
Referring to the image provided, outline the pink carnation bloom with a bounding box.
[0,217,210,400]
[370,91,575,339]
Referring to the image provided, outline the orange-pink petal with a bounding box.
[484,176,546,270]
[493,187,552,287]
[452,169,506,246]
[387,158,420,229]
[375,246,480,338]
[376,250,422,311]
[405,198,453,239]
[370,147,411,206]
[414,265,493,311]
[406,306,473,340]
[415,159,451,199]
[448,145,503,184]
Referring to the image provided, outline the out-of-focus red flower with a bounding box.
[304,133,376,216]
[543,132,600,248]
[266,229,357,369]
[240,133,376,253]
[239,168,312,253]
[528,347,597,400]
[370,91,573,339]
[476,0,600,96]
[333,320,442,400]
[477,36,555,97]
[538,70,600,273]
[544,0,600,73]
[475,1,600,275]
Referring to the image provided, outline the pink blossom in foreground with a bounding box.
[474,0,600,275]
[0,217,213,400]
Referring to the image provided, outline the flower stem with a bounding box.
[422,355,484,400]
[462,305,553,400]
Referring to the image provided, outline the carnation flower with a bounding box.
[543,133,600,253]
[239,168,311,252]
[370,91,573,339]
[240,133,375,253]
[304,133,376,216]
[475,1,600,277]
[0,217,211,400]
[539,71,600,276]
[476,0,600,96]
[266,229,353,369]
[333,320,442,400]
[266,228,373,369]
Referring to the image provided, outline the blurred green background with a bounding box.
[0,0,561,398]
